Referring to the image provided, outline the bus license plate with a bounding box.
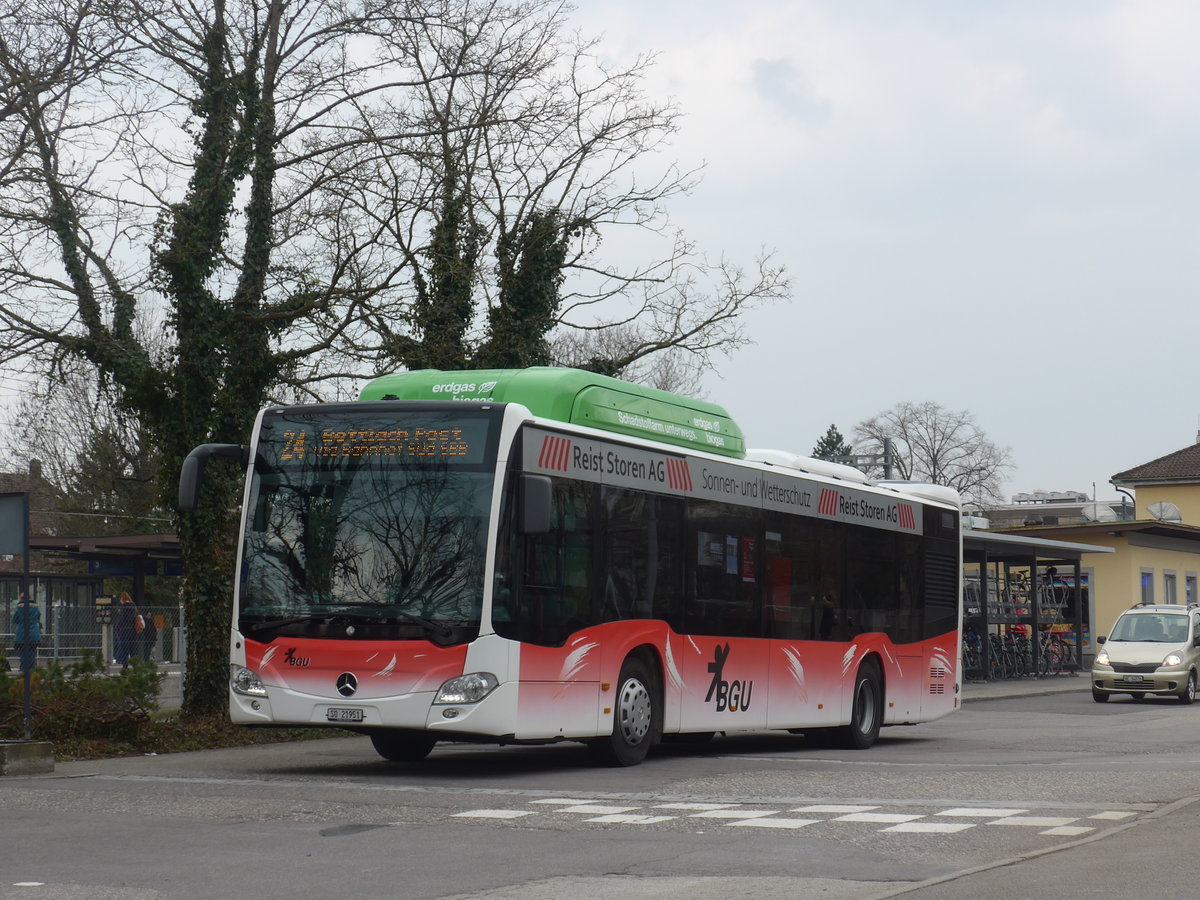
[326,707,365,722]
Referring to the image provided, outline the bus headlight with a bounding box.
[434,673,498,704]
[230,665,268,697]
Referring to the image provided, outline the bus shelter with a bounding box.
[962,530,1113,681]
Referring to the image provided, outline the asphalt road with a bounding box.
[3,677,1199,899]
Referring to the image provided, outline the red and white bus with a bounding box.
[179,367,962,765]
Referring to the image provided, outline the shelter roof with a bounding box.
[963,528,1114,564]
[30,533,181,561]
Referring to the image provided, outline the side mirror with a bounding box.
[178,443,250,511]
[518,474,552,535]
[1193,635,1200,648]
[1097,636,1107,645]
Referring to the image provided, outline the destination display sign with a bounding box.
[523,427,923,535]
[261,413,492,466]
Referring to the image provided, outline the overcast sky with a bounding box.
[572,0,1199,502]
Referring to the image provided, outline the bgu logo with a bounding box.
[283,647,310,667]
[704,643,754,712]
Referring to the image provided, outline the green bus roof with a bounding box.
[359,367,745,459]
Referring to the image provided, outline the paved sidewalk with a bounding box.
[962,671,1087,701]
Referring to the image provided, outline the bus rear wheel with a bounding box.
[834,659,883,750]
[370,732,436,762]
[589,657,658,766]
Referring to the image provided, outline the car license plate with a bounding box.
[1124,675,1144,683]
[326,707,364,722]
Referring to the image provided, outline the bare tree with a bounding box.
[854,402,1013,506]
[347,0,789,376]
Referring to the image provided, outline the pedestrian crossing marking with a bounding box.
[447,801,1140,838]
[727,817,819,829]
[836,812,923,824]
[884,822,975,834]
[989,816,1078,827]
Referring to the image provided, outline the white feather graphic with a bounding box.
[558,641,597,683]
[841,644,859,677]
[664,640,684,693]
[782,647,807,701]
[376,654,397,677]
[260,646,278,667]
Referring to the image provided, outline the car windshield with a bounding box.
[1109,613,1188,643]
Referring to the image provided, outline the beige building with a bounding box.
[999,439,1200,653]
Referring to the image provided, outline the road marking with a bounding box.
[652,802,739,810]
[586,814,677,824]
[688,809,781,819]
[836,812,923,824]
[1041,826,1094,836]
[937,807,1027,817]
[792,804,879,813]
[727,817,819,829]
[1089,811,1136,820]
[989,816,1078,827]
[885,822,975,834]
[559,804,642,814]
[453,809,534,819]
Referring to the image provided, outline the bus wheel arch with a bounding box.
[589,646,662,766]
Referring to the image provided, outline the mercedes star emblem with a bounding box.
[336,672,358,697]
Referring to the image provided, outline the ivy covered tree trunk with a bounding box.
[475,210,570,369]
[175,472,240,715]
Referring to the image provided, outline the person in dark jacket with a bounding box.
[113,591,140,669]
[12,592,41,671]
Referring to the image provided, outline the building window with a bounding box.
[1164,571,1177,605]
[1187,574,1197,605]
[1140,569,1155,605]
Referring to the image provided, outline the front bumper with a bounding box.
[1091,668,1188,696]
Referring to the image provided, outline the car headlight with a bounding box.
[1094,650,1109,667]
[1163,653,1184,667]
[434,672,499,704]
[230,665,268,697]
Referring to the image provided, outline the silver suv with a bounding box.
[1091,603,1200,703]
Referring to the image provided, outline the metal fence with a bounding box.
[2,600,185,669]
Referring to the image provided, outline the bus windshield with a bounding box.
[238,406,499,642]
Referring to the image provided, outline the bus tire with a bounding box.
[835,659,883,750]
[370,732,436,762]
[589,656,658,766]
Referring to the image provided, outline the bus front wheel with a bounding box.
[589,657,658,766]
[835,659,883,750]
[370,732,436,762]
